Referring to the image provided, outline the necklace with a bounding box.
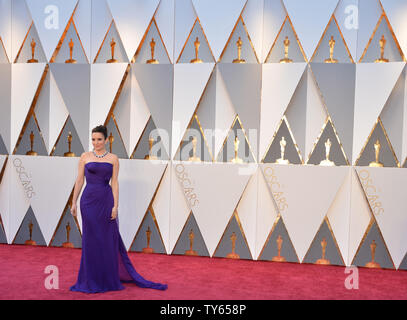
[93,150,109,158]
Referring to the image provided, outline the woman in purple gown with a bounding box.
[70,125,168,293]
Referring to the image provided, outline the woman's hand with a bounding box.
[71,203,77,217]
[111,207,118,220]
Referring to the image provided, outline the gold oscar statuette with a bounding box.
[316,238,330,265]
[226,232,240,259]
[64,132,76,157]
[185,229,198,256]
[365,240,381,268]
[65,38,77,64]
[108,132,114,153]
[62,222,74,248]
[146,38,159,64]
[27,39,39,63]
[272,235,287,262]
[276,137,290,165]
[319,138,335,166]
[142,226,154,254]
[25,221,36,246]
[369,140,384,167]
[375,35,389,63]
[190,37,203,64]
[145,136,158,160]
[231,136,244,164]
[188,136,201,162]
[107,38,118,63]
[232,37,246,64]
[280,37,293,63]
[26,131,38,156]
[325,36,338,64]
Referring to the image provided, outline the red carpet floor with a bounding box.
[0,244,406,300]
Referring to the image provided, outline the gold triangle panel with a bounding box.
[355,119,399,167]
[129,207,167,254]
[131,116,169,160]
[217,116,256,163]
[174,115,213,162]
[302,218,345,266]
[258,216,299,263]
[14,114,48,156]
[51,116,85,157]
[12,206,47,246]
[265,16,307,63]
[171,212,210,257]
[352,219,395,270]
[307,119,348,166]
[213,212,252,260]
[49,206,82,248]
[262,118,302,164]
[105,116,128,159]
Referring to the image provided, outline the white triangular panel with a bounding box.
[334,0,358,61]
[261,164,348,262]
[49,72,69,152]
[353,62,405,163]
[155,0,175,63]
[151,164,171,252]
[218,64,261,158]
[260,63,307,159]
[11,0,32,62]
[283,0,339,59]
[192,0,247,61]
[133,65,173,155]
[0,64,11,153]
[242,0,264,61]
[236,164,259,258]
[174,0,198,61]
[91,0,113,62]
[73,0,91,60]
[255,166,279,259]
[129,67,152,155]
[169,163,191,253]
[4,156,32,243]
[305,68,328,160]
[24,156,77,244]
[0,0,12,60]
[379,68,405,163]
[25,0,78,61]
[89,63,127,146]
[262,0,288,63]
[381,0,407,58]
[33,71,51,153]
[50,64,91,151]
[11,63,46,152]
[348,168,372,266]
[214,66,237,158]
[355,167,407,269]
[175,162,252,256]
[172,63,214,158]
[0,156,10,241]
[326,167,352,266]
[106,0,160,60]
[118,159,167,250]
[356,0,383,62]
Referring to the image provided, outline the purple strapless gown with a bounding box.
[70,162,168,293]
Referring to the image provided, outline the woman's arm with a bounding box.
[110,155,119,220]
[71,153,86,217]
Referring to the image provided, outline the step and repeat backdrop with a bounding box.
[0,0,407,270]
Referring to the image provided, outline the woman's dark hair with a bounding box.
[92,125,108,140]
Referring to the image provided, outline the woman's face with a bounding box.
[92,132,107,152]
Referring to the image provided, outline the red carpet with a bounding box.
[0,244,406,300]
